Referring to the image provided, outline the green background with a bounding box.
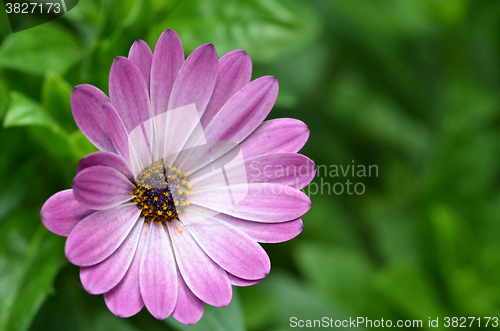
[1,0,500,330]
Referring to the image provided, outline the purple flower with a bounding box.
[40,29,315,324]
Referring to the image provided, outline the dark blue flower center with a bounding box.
[132,161,191,224]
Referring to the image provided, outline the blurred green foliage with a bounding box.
[1,0,500,330]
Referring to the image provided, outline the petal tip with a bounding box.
[64,244,77,265]
[112,56,130,68]
[199,43,217,53]
[228,49,250,60]
[151,311,171,320]
[158,29,181,43]
[163,28,177,34]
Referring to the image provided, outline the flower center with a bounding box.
[132,161,191,224]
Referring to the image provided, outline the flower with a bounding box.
[40,29,315,325]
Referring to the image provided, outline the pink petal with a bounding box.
[186,216,270,280]
[65,204,141,266]
[189,183,311,223]
[172,269,204,325]
[104,102,131,162]
[80,217,143,294]
[227,273,261,287]
[71,84,115,152]
[200,50,252,128]
[167,220,232,307]
[217,214,303,243]
[140,222,178,320]
[109,57,151,133]
[191,152,316,191]
[204,76,279,144]
[72,165,135,210]
[167,43,218,115]
[104,221,149,318]
[41,189,94,237]
[240,118,310,158]
[151,29,184,116]
[128,40,153,94]
[76,151,134,182]
[244,153,315,190]
[127,119,154,177]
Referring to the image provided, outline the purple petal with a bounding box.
[80,217,143,294]
[140,222,177,320]
[76,151,134,182]
[181,82,282,177]
[172,269,204,325]
[244,153,316,190]
[104,102,131,162]
[72,165,135,210]
[240,118,310,158]
[127,122,154,177]
[186,216,270,280]
[189,183,311,223]
[71,84,115,152]
[200,50,252,128]
[104,220,149,318]
[227,273,261,287]
[167,43,218,114]
[168,220,232,307]
[204,76,279,144]
[151,29,184,116]
[109,57,151,133]
[128,40,153,94]
[191,152,316,191]
[41,189,94,237]
[217,214,303,243]
[65,204,141,266]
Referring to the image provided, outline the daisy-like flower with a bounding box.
[41,29,315,324]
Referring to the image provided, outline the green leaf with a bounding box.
[429,204,459,279]
[165,289,245,331]
[327,72,429,159]
[0,78,9,121]
[238,287,274,330]
[0,211,66,331]
[3,91,60,131]
[298,194,360,247]
[0,185,25,227]
[29,126,78,161]
[0,24,81,75]
[264,43,330,98]
[148,0,320,62]
[69,130,98,159]
[258,271,350,329]
[85,312,141,331]
[0,9,10,40]
[449,268,499,316]
[373,262,447,320]
[3,91,76,161]
[294,242,392,317]
[326,0,433,39]
[41,71,77,134]
[297,243,373,298]
[274,83,298,109]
